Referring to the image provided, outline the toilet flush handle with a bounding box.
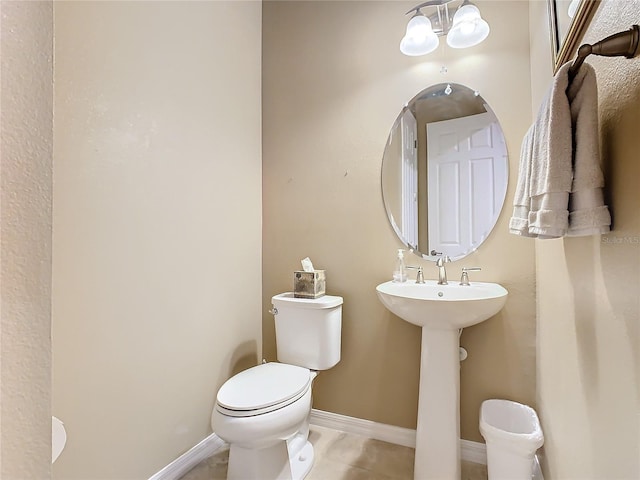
[268,307,278,315]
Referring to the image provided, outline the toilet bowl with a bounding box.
[480,399,544,480]
[213,363,316,480]
[212,293,343,480]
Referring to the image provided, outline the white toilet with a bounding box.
[212,293,343,480]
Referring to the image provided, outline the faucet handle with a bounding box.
[406,265,425,284]
[460,267,481,286]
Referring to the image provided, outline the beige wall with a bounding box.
[0,1,53,478]
[52,2,262,478]
[263,1,535,441]
[531,0,640,478]
[11,1,637,475]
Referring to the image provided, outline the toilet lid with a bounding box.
[216,363,311,414]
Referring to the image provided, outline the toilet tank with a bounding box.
[271,293,343,370]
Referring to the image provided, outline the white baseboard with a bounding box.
[460,438,487,465]
[151,409,548,480]
[310,408,416,448]
[148,432,226,480]
[310,408,487,465]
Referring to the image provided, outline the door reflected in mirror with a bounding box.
[381,83,509,261]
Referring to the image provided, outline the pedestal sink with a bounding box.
[376,280,508,480]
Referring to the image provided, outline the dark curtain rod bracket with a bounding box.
[568,25,640,81]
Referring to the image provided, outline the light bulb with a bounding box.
[446,3,490,49]
[406,14,430,41]
[459,21,475,36]
[400,13,439,56]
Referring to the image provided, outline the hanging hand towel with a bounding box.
[566,63,611,236]
[509,62,573,237]
[508,124,536,236]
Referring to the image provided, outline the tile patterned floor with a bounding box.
[180,424,487,480]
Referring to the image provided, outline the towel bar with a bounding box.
[568,25,640,81]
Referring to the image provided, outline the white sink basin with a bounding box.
[376,280,508,329]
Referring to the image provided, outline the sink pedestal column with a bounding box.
[414,327,461,480]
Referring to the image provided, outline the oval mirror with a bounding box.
[381,83,508,261]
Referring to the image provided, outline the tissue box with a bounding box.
[294,270,326,299]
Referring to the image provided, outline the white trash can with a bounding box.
[480,399,544,480]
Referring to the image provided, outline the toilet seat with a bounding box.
[216,363,311,418]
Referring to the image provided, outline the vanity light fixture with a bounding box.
[400,0,490,56]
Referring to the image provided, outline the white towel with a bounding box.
[509,63,573,237]
[509,62,611,238]
[566,63,611,235]
[508,125,536,236]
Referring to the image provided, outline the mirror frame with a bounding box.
[548,0,601,72]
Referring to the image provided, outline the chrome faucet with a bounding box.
[435,255,451,285]
[406,266,425,284]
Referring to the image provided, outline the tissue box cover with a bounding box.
[294,270,326,298]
